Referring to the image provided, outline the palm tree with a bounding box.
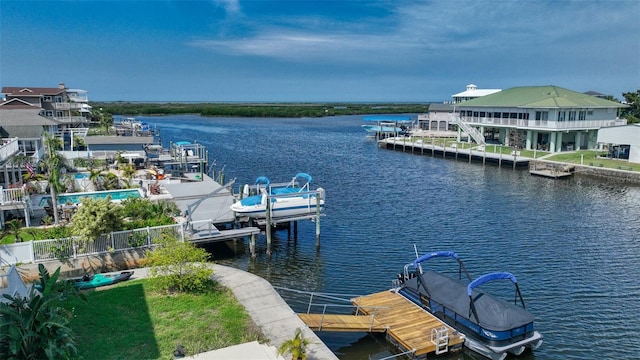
[41,133,66,225]
[2,219,23,242]
[277,328,312,360]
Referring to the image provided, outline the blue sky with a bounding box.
[1,0,639,102]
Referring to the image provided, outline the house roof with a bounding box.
[452,89,501,98]
[0,108,59,126]
[0,98,40,109]
[428,103,454,112]
[456,85,628,109]
[2,86,65,96]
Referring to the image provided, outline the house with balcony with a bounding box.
[2,83,92,151]
[418,84,501,133]
[452,85,628,152]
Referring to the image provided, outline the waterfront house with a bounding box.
[452,85,628,152]
[419,84,501,132]
[2,83,92,151]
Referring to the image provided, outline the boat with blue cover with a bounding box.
[394,251,542,360]
[230,173,325,219]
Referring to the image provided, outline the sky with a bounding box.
[1,0,639,102]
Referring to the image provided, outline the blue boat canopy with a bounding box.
[413,251,460,268]
[255,176,270,187]
[467,272,517,296]
[363,115,412,122]
[295,173,312,184]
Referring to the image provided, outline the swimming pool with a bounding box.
[38,189,142,207]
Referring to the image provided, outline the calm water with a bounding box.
[138,115,640,360]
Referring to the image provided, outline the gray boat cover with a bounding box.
[406,270,535,331]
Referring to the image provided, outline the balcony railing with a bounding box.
[52,116,90,123]
[0,138,19,163]
[0,187,27,205]
[53,102,88,110]
[462,117,627,130]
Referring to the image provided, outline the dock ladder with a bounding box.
[431,326,449,355]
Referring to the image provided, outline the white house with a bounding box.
[597,124,640,164]
[453,85,628,152]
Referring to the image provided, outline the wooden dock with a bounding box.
[298,290,465,358]
[529,161,574,179]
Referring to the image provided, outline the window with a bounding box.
[510,113,517,119]
[54,96,63,102]
[569,111,576,121]
[45,110,53,117]
[479,112,486,117]
[43,96,52,102]
[535,111,548,121]
[494,112,501,118]
[579,110,586,120]
[557,111,566,121]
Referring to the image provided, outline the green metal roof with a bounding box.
[456,85,628,109]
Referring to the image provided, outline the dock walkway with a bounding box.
[298,290,465,359]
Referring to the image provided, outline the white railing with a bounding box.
[0,187,26,205]
[462,117,627,130]
[51,116,90,123]
[0,223,188,265]
[0,138,20,163]
[451,116,486,145]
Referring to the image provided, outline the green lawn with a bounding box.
[543,150,640,171]
[65,277,266,360]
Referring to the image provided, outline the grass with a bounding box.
[65,277,266,360]
[401,136,640,172]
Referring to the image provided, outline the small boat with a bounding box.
[394,251,542,360]
[230,173,325,219]
[72,271,134,290]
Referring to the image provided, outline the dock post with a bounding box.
[266,197,272,255]
[483,147,486,166]
[431,137,435,157]
[315,194,321,248]
[250,233,256,258]
[293,221,298,240]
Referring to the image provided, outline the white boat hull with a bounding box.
[230,196,324,219]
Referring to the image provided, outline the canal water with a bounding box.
[138,114,640,360]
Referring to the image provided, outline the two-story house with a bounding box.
[418,84,501,133]
[2,83,92,151]
[453,85,628,152]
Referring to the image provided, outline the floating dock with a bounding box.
[298,290,465,359]
[529,161,574,179]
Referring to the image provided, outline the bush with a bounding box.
[146,235,214,293]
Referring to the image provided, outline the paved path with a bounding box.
[133,265,338,360]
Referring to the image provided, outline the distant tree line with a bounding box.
[90,102,430,118]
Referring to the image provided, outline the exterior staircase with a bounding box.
[450,115,486,145]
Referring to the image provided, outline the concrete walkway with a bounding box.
[132,265,338,360]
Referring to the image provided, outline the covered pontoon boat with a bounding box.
[394,251,543,360]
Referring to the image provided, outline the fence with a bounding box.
[1,223,185,266]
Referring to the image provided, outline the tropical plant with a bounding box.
[0,264,85,360]
[146,234,213,293]
[120,162,137,187]
[277,328,312,360]
[69,197,123,243]
[2,219,24,243]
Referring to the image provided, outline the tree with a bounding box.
[0,264,85,360]
[622,90,640,124]
[41,133,67,225]
[69,197,123,244]
[146,235,213,293]
[278,328,312,360]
